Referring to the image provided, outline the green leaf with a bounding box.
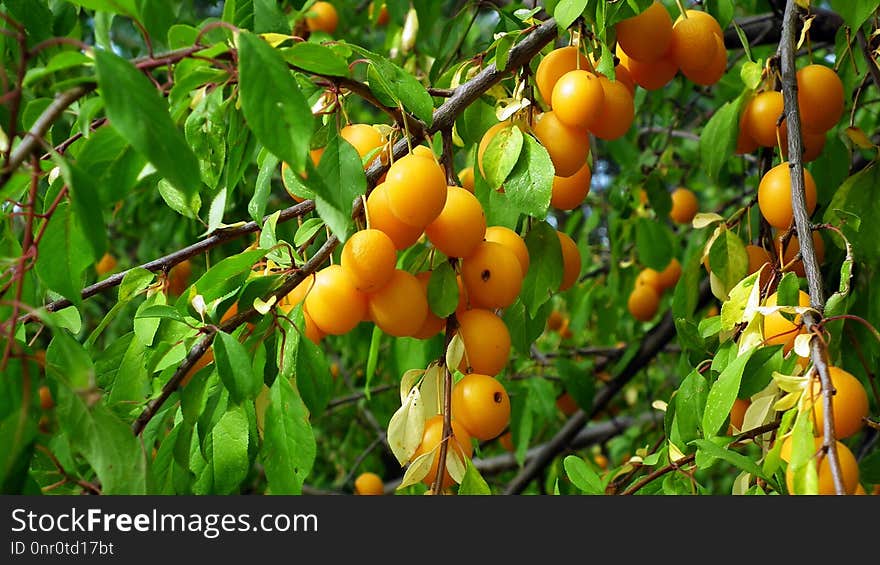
[708,229,748,294]
[364,325,383,399]
[65,0,138,16]
[253,0,288,33]
[554,0,589,33]
[427,261,458,318]
[830,0,877,30]
[312,134,365,242]
[824,164,880,262]
[186,249,268,304]
[119,267,155,302]
[158,178,202,219]
[350,45,434,125]
[0,365,37,493]
[185,86,226,191]
[56,391,147,494]
[703,0,734,30]
[692,439,770,482]
[482,124,523,191]
[261,374,316,494]
[635,217,674,271]
[293,218,325,248]
[700,94,743,182]
[563,455,603,494]
[35,203,91,308]
[520,221,563,317]
[504,134,554,218]
[238,31,314,175]
[248,152,279,223]
[95,49,201,199]
[674,370,709,445]
[211,404,250,494]
[295,328,332,415]
[458,459,491,495]
[135,304,188,322]
[282,42,351,77]
[556,357,594,413]
[702,348,755,437]
[739,345,783,399]
[214,331,262,404]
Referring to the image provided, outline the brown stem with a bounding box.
[779,0,845,495]
[431,313,458,495]
[132,234,338,436]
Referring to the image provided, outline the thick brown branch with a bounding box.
[779,0,845,495]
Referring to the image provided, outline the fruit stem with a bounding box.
[674,0,689,19]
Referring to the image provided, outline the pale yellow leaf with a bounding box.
[387,388,425,465]
[793,333,812,359]
[397,450,435,490]
[445,333,465,372]
[692,212,725,229]
[420,364,443,418]
[400,368,424,404]
[445,447,467,484]
[259,33,294,48]
[254,295,275,315]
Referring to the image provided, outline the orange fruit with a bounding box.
[682,31,727,86]
[451,373,511,441]
[366,181,424,250]
[547,310,566,332]
[635,268,663,295]
[797,64,845,134]
[657,258,682,291]
[460,241,524,309]
[304,264,367,335]
[617,45,678,91]
[305,1,338,34]
[531,111,591,178]
[745,244,773,276]
[498,431,514,452]
[278,274,316,313]
[281,150,323,202]
[781,436,860,495]
[181,347,214,387]
[743,90,785,148]
[95,252,117,276]
[669,187,699,224]
[534,45,591,107]
[456,308,511,376]
[804,366,869,440]
[384,153,448,228]
[551,69,605,130]
[413,271,446,340]
[628,284,660,322]
[340,123,386,165]
[483,225,529,276]
[781,129,826,163]
[550,162,591,210]
[615,1,673,64]
[302,310,325,344]
[589,76,635,141]
[369,2,389,26]
[612,64,636,96]
[779,231,825,278]
[556,391,578,416]
[340,228,397,293]
[367,269,429,338]
[167,259,192,297]
[424,186,487,258]
[457,166,475,193]
[729,398,750,433]
[412,415,474,490]
[757,162,818,230]
[354,471,384,495]
[557,230,581,292]
[38,385,54,411]
[736,102,759,155]
[670,10,720,75]
[762,289,810,353]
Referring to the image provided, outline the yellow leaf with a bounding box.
[397,450,435,490]
[259,33,294,48]
[387,387,425,465]
[692,212,725,229]
[793,333,812,359]
[845,126,876,150]
[399,368,424,404]
[445,333,465,372]
[773,391,801,411]
[795,15,813,51]
[419,364,444,418]
[445,448,467,483]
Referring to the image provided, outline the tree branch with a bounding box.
[779,0,845,495]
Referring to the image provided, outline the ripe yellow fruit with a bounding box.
[305,1,338,34]
[804,366,869,440]
[743,91,785,148]
[167,259,192,297]
[669,187,699,225]
[762,290,810,353]
[534,45,591,107]
[483,226,529,276]
[340,229,397,293]
[278,274,316,313]
[424,186,487,259]
[457,166,475,193]
[670,10,719,75]
[384,153,448,228]
[779,231,825,278]
[615,1,673,64]
[657,258,682,291]
[413,271,446,340]
[729,398,750,432]
[590,76,635,141]
[366,182,424,250]
[367,269,429,338]
[456,308,511,376]
[797,64,845,134]
[95,252,117,276]
[354,472,384,495]
[461,241,524,310]
[781,436,860,495]
[551,69,605,131]
[412,415,474,490]
[340,123,386,164]
[628,284,660,322]
[617,45,678,91]
[557,230,581,292]
[682,31,727,86]
[757,162,818,230]
[304,265,367,335]
[451,373,511,441]
[550,162,591,210]
[531,111,590,178]
[636,268,663,295]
